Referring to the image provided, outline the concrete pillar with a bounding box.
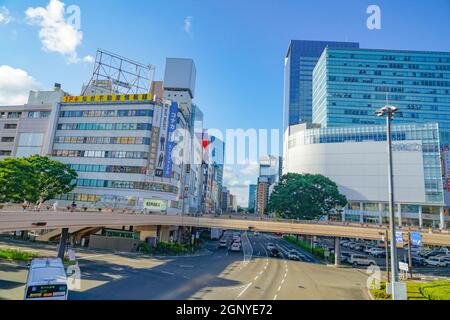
[397,203,402,227]
[342,209,346,222]
[57,228,69,260]
[440,207,445,230]
[359,202,364,223]
[378,203,383,225]
[418,206,423,229]
[334,237,341,266]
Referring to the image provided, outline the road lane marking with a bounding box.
[235,282,253,299]
[161,271,175,276]
[273,294,277,300]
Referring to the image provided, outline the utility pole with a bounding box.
[407,230,413,278]
[384,229,390,282]
[376,105,400,299]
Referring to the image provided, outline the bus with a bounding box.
[24,258,68,300]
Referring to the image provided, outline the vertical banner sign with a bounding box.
[155,104,169,177]
[163,102,179,178]
[395,230,403,244]
[411,232,422,247]
[149,105,162,173]
[443,149,450,191]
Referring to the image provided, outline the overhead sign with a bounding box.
[395,231,403,244]
[61,93,154,104]
[143,199,167,212]
[411,232,422,246]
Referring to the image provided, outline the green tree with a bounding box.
[0,155,77,204]
[0,157,33,203]
[266,173,347,220]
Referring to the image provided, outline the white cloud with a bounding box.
[25,0,83,63]
[223,165,256,207]
[184,16,193,36]
[0,65,39,105]
[241,163,259,176]
[82,55,94,63]
[0,6,13,25]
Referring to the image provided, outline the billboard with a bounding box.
[154,104,169,177]
[61,93,153,104]
[143,199,167,212]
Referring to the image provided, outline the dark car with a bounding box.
[269,248,281,258]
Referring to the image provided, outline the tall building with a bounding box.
[256,177,269,216]
[248,184,257,212]
[283,40,359,131]
[312,47,450,146]
[52,94,185,214]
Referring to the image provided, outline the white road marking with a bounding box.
[161,271,175,276]
[278,285,282,292]
[236,282,253,299]
[273,294,278,300]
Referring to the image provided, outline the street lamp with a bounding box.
[375,105,399,299]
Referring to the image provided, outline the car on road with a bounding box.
[426,256,448,267]
[364,247,376,254]
[229,242,241,252]
[219,239,228,248]
[287,250,301,261]
[269,247,281,258]
[266,243,276,251]
[24,258,68,300]
[348,254,376,267]
[274,232,283,237]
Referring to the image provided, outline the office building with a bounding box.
[283,40,359,130]
[256,177,269,216]
[284,123,448,229]
[312,47,450,146]
[0,84,68,160]
[248,184,257,211]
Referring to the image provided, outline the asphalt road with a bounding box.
[0,233,371,300]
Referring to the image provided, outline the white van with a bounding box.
[24,258,68,300]
[348,254,376,266]
[426,256,448,267]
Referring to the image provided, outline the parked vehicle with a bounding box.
[219,239,228,248]
[229,242,241,252]
[426,256,448,267]
[348,254,376,266]
[369,248,386,258]
[266,243,276,251]
[364,247,376,254]
[410,256,428,267]
[287,250,301,261]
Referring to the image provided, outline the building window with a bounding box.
[0,150,12,156]
[1,137,14,143]
[4,124,17,129]
[28,112,39,118]
[15,133,44,158]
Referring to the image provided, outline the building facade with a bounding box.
[248,184,257,212]
[312,47,450,146]
[284,123,448,229]
[284,40,359,130]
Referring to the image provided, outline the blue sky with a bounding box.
[1,0,449,205]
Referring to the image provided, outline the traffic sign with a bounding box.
[395,231,403,244]
[399,261,409,272]
[411,232,422,246]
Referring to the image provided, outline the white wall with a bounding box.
[285,139,427,204]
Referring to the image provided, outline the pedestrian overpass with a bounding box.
[1,211,449,246]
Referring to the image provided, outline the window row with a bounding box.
[74,179,178,194]
[54,136,150,145]
[56,123,152,131]
[52,149,149,159]
[69,163,147,174]
[60,109,153,118]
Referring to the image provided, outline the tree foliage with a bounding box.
[266,173,347,220]
[0,155,77,204]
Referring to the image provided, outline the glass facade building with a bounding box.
[313,48,450,147]
[283,40,359,130]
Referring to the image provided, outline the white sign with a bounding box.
[399,262,409,272]
[68,249,76,262]
[144,199,168,212]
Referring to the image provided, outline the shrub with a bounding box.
[0,248,40,261]
[420,281,450,300]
